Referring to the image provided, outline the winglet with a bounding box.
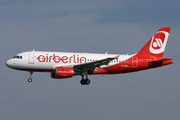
[114,55,120,60]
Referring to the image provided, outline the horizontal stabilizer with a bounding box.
[148,58,172,63]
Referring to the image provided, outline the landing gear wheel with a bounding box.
[28,78,32,82]
[86,79,90,85]
[80,79,86,85]
[80,79,91,85]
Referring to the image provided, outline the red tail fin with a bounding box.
[136,27,171,58]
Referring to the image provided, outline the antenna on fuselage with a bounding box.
[105,52,108,54]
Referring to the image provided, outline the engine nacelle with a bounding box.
[51,67,74,79]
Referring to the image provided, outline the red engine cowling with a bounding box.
[51,67,74,78]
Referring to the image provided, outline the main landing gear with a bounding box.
[28,71,33,82]
[80,71,91,85]
[80,79,91,85]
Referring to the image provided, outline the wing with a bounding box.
[73,55,119,72]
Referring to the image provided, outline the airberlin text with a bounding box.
[37,54,86,63]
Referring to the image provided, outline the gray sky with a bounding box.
[1,0,180,120]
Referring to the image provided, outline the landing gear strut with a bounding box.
[80,71,91,85]
[28,71,33,82]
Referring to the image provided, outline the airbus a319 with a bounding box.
[6,27,173,85]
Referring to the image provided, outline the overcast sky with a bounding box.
[1,0,180,120]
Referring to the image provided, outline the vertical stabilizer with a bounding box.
[136,27,171,58]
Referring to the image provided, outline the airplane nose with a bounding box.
[6,60,10,67]
[6,59,24,69]
[6,59,13,68]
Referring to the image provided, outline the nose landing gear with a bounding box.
[28,71,33,82]
[28,78,32,82]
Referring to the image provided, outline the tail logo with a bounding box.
[153,38,163,48]
[149,31,169,54]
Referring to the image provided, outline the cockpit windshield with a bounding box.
[13,56,22,59]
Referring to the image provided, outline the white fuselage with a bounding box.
[6,51,134,72]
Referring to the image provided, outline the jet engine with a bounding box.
[51,67,74,78]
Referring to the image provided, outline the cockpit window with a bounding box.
[13,56,22,59]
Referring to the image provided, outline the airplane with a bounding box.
[6,27,173,85]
